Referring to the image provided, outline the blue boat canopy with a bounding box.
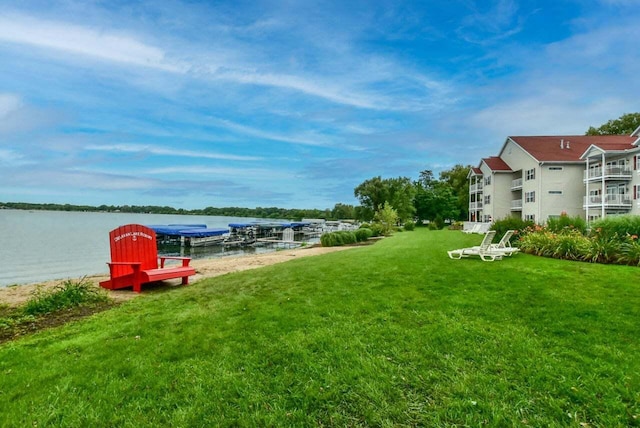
[148,224,213,236]
[176,228,228,237]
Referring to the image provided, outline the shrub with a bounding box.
[403,220,415,231]
[374,202,398,236]
[320,231,357,247]
[546,213,587,235]
[518,228,556,257]
[590,215,640,240]
[491,217,534,242]
[550,229,590,260]
[618,237,640,266]
[23,277,109,316]
[369,223,385,237]
[448,221,464,230]
[581,233,622,264]
[354,228,373,242]
[359,223,371,230]
[433,215,445,230]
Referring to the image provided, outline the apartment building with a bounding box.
[469,128,640,224]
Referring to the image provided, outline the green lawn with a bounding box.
[1,229,639,426]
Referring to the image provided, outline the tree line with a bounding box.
[352,164,471,226]
[0,201,344,221]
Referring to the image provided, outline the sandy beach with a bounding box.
[0,245,356,308]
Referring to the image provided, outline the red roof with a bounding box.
[508,135,636,162]
[471,167,482,175]
[482,156,512,171]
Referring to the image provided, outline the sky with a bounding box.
[1,0,639,210]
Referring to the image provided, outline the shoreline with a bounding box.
[0,245,357,308]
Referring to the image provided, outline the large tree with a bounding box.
[354,176,416,222]
[585,113,640,136]
[413,179,459,224]
[331,203,355,220]
[439,164,472,220]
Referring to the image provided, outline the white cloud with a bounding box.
[85,143,262,161]
[0,94,22,118]
[0,11,451,112]
[470,94,629,137]
[0,148,28,165]
[209,117,332,147]
[0,12,186,72]
[143,165,294,180]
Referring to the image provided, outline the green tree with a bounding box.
[439,164,471,220]
[354,176,416,222]
[374,202,398,236]
[331,203,355,220]
[414,178,460,224]
[586,113,640,135]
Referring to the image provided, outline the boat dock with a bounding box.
[148,221,328,248]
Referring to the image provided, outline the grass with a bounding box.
[0,278,113,343]
[0,229,639,426]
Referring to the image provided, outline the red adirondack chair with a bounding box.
[99,224,196,293]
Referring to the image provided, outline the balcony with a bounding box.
[584,166,632,182]
[511,199,523,211]
[469,201,484,210]
[470,182,484,192]
[511,178,523,191]
[583,194,632,209]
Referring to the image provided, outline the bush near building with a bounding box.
[514,214,640,266]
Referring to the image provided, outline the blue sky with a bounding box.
[1,0,639,210]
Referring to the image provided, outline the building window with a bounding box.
[549,166,563,171]
[525,168,536,180]
[524,214,535,222]
[525,191,535,203]
[484,195,491,205]
[548,190,563,195]
[484,176,491,186]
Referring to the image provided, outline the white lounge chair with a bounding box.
[447,230,503,261]
[490,230,520,256]
[462,223,481,234]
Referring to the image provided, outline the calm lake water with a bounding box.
[0,210,283,287]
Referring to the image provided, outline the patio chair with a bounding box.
[462,223,481,234]
[447,230,503,261]
[490,230,520,256]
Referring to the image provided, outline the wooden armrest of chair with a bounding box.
[159,256,192,268]
[106,261,142,275]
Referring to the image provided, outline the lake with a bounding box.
[0,210,288,287]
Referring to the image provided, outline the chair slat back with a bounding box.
[498,230,514,248]
[478,230,496,250]
[108,224,158,277]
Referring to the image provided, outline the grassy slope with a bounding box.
[0,230,639,427]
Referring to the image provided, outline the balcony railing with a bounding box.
[469,201,484,210]
[584,166,632,182]
[470,182,484,192]
[511,178,523,190]
[511,199,523,210]
[583,194,632,208]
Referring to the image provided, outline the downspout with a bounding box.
[601,152,606,219]
[538,162,543,223]
[585,157,590,225]
[468,175,472,222]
